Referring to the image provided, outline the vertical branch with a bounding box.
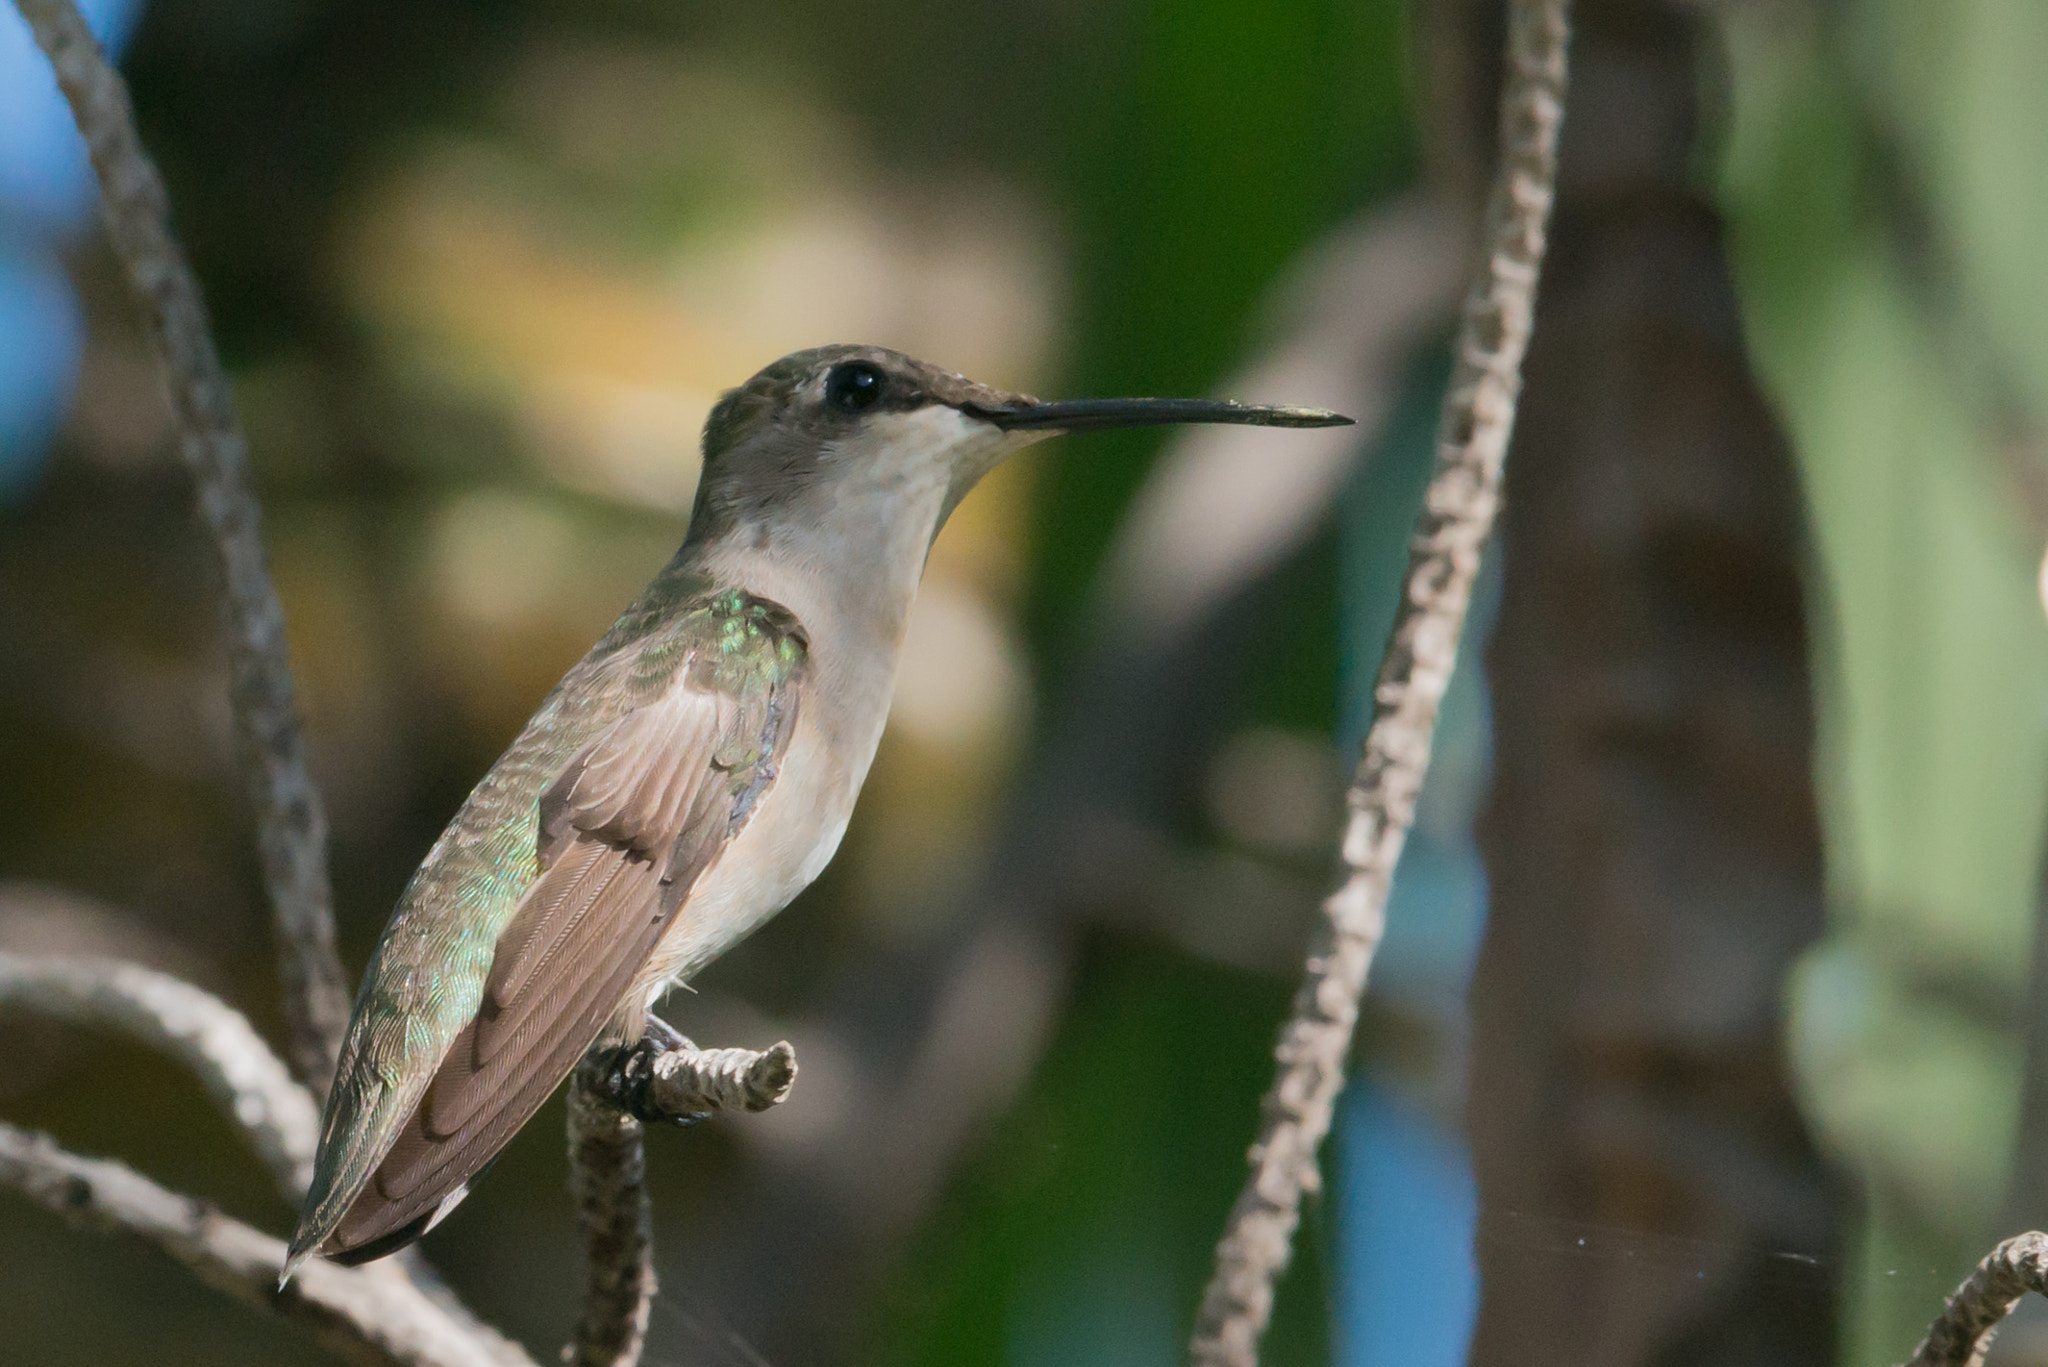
[12,0,352,1090]
[568,1062,657,1367]
[1186,2,1570,1364]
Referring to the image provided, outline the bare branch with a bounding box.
[567,1065,656,1367]
[0,951,318,1199]
[0,1122,536,1367]
[0,949,513,1352]
[10,0,351,1091]
[1186,3,1572,1364]
[1903,1232,2048,1367]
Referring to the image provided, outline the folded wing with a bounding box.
[324,610,802,1262]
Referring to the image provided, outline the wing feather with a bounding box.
[480,837,616,1022]
[564,699,724,851]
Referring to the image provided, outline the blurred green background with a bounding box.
[4,0,2048,1365]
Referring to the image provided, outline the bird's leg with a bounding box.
[584,1014,709,1127]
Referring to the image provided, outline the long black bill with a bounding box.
[967,397,1353,432]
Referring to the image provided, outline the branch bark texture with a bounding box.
[1186,2,1571,1363]
[0,1122,535,1367]
[1904,1231,2048,1367]
[10,0,351,1091]
[567,1066,657,1367]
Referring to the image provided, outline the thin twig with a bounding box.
[0,1122,537,1367]
[567,1064,657,1367]
[11,0,351,1092]
[0,952,318,1199]
[1904,1232,2048,1367]
[1186,3,1571,1363]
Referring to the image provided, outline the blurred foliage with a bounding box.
[1028,0,1411,662]
[871,937,1333,1367]
[867,0,1413,1360]
[1719,1,2048,1362]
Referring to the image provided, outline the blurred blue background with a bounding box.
[0,0,135,498]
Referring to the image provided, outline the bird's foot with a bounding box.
[585,1015,709,1127]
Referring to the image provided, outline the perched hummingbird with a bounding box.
[285,345,1349,1274]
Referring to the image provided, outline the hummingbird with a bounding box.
[285,344,1349,1274]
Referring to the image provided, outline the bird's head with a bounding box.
[690,344,1351,542]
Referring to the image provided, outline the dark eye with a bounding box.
[825,361,886,413]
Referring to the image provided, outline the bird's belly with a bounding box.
[629,708,859,1006]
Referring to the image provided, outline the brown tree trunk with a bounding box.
[1464,2,1842,1363]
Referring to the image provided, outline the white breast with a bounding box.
[631,711,858,996]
